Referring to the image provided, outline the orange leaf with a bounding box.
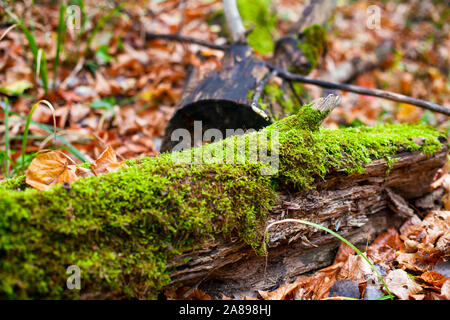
[92,145,127,176]
[26,150,78,191]
[419,271,448,288]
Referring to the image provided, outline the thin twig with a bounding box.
[140,32,449,115]
[266,63,450,116]
[145,32,227,51]
[288,80,304,106]
[252,69,278,108]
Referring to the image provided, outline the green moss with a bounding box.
[237,0,277,54]
[295,24,327,74]
[262,83,300,119]
[0,105,445,299]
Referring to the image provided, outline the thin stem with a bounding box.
[252,70,278,107]
[267,63,450,116]
[264,219,394,299]
[145,32,227,51]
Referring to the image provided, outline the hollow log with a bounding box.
[160,44,271,152]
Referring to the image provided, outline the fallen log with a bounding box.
[0,95,447,299]
[167,146,448,299]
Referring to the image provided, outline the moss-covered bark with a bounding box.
[0,105,445,299]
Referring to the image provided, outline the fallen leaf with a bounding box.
[3,79,33,94]
[333,242,356,264]
[419,271,448,288]
[26,150,78,191]
[337,254,378,284]
[164,286,211,300]
[385,269,422,300]
[367,227,403,268]
[91,145,127,176]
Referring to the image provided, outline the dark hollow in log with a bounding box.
[166,146,448,298]
[161,44,271,152]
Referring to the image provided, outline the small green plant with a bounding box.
[264,219,395,300]
[36,49,49,95]
[90,97,116,110]
[9,111,87,163]
[3,7,49,96]
[84,5,122,58]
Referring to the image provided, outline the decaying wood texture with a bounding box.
[167,145,448,298]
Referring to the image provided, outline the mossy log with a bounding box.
[0,97,447,299]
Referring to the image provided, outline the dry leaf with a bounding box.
[367,227,403,268]
[164,286,211,300]
[91,145,127,176]
[337,254,378,284]
[385,269,422,300]
[419,271,448,288]
[26,150,78,191]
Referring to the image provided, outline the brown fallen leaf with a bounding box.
[385,269,422,300]
[258,277,309,300]
[419,271,448,289]
[337,254,378,284]
[367,227,403,269]
[26,150,78,191]
[91,145,128,176]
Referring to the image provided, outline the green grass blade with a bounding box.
[4,8,38,58]
[376,294,395,300]
[53,3,67,90]
[3,98,10,178]
[21,102,39,174]
[21,100,56,174]
[36,49,49,96]
[10,111,87,163]
[265,219,394,299]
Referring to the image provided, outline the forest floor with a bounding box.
[0,0,449,300]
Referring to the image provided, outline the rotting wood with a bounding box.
[166,145,448,298]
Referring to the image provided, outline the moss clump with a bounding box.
[271,108,443,189]
[0,105,445,299]
[237,0,277,54]
[0,155,274,299]
[262,84,300,120]
[295,24,327,74]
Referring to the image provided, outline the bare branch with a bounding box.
[222,0,246,43]
[145,32,227,51]
[141,33,449,116]
[266,63,450,116]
